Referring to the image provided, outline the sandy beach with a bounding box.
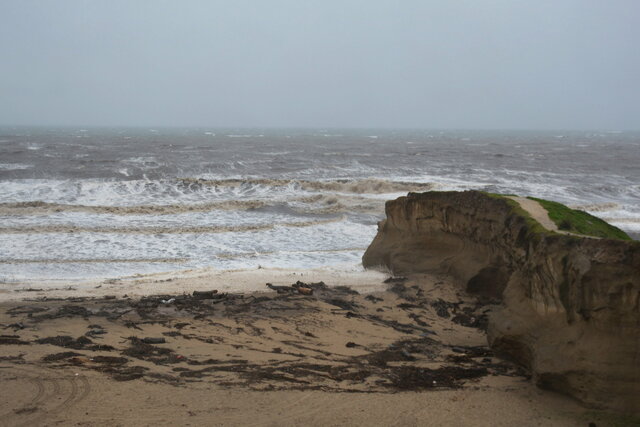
[0,271,602,426]
[3,1,640,424]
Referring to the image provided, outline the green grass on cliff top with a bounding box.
[527,197,632,240]
[415,191,632,241]
[482,192,631,240]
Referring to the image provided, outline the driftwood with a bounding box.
[266,283,295,294]
[296,286,313,296]
[192,290,219,299]
[266,283,314,296]
[141,337,166,344]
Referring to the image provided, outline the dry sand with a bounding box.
[0,271,607,426]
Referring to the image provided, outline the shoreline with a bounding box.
[0,266,389,303]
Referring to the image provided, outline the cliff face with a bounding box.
[363,191,640,413]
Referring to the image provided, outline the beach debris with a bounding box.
[266,283,295,294]
[34,335,113,351]
[141,337,166,344]
[13,407,38,415]
[265,281,321,295]
[408,313,430,328]
[297,287,313,295]
[384,276,408,284]
[5,322,25,330]
[0,263,530,393]
[56,305,92,318]
[124,321,143,330]
[85,327,107,338]
[401,349,416,361]
[292,282,314,295]
[7,305,49,316]
[387,366,488,390]
[192,290,218,299]
[325,298,358,311]
[36,335,94,349]
[0,335,30,345]
[430,299,451,318]
[123,337,181,365]
[42,351,83,362]
[333,285,359,295]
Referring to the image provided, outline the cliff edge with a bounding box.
[363,190,640,413]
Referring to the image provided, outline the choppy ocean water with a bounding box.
[1,127,638,282]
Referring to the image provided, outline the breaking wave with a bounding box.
[0,257,188,264]
[0,216,346,234]
[0,200,268,215]
[570,202,620,212]
[0,195,386,216]
[180,177,438,194]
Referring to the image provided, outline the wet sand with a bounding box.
[0,273,600,426]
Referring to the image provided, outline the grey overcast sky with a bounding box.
[0,1,638,129]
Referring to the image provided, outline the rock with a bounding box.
[362,190,640,414]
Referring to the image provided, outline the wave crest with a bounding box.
[570,202,620,212]
[0,216,346,234]
[0,200,267,216]
[180,177,437,194]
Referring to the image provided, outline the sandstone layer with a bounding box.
[363,190,640,413]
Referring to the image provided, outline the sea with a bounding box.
[1,127,638,283]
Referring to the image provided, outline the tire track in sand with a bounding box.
[0,365,90,427]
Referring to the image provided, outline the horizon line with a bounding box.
[0,124,637,133]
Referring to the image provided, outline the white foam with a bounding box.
[0,179,295,206]
[0,220,377,280]
[0,164,32,170]
[0,209,324,229]
[122,156,163,169]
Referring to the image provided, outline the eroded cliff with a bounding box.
[363,191,640,413]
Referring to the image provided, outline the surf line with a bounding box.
[0,216,346,234]
[0,258,189,264]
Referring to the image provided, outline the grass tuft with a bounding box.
[527,197,631,240]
